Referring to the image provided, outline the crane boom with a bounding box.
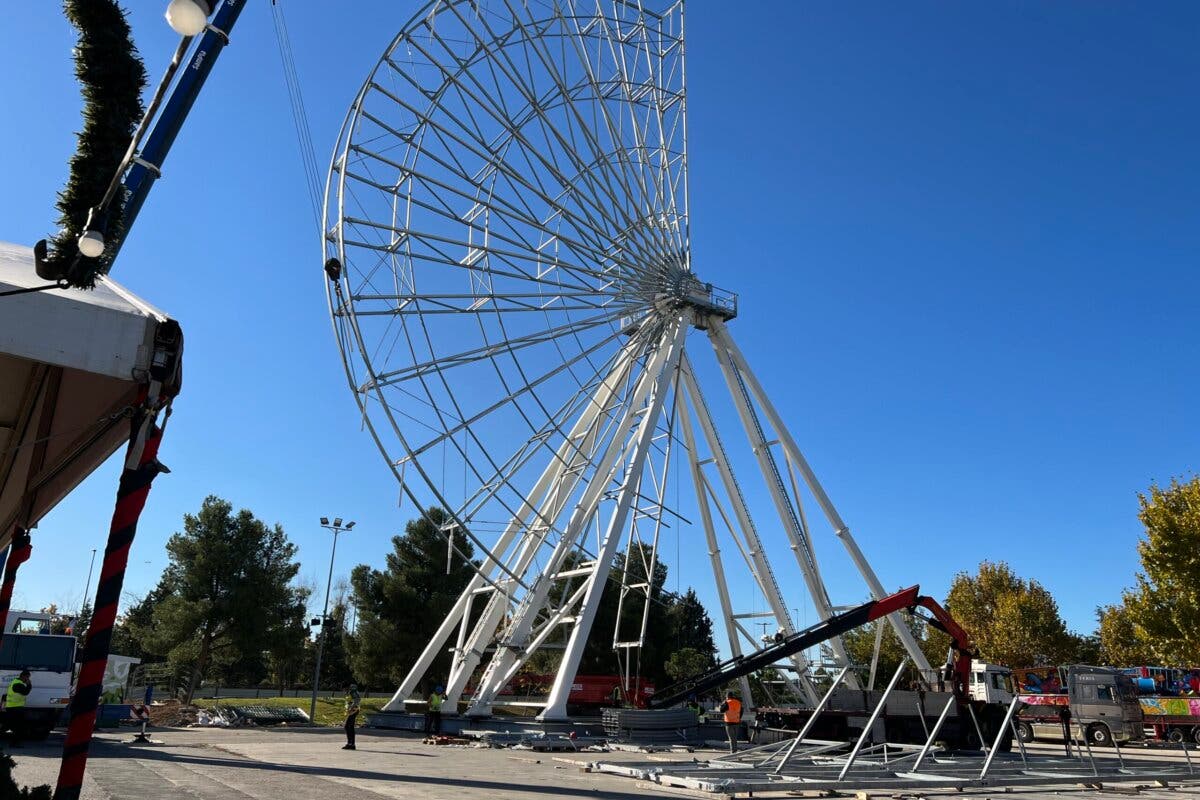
[650,586,927,709]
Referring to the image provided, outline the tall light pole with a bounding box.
[310,517,355,723]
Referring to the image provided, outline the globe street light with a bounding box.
[165,0,213,37]
[310,517,355,723]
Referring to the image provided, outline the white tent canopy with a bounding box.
[0,241,177,550]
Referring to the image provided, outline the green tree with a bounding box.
[111,579,172,661]
[1097,603,1154,665]
[70,602,93,645]
[584,543,674,683]
[1123,477,1200,665]
[665,588,719,666]
[1065,632,1105,664]
[137,496,306,703]
[316,600,355,690]
[944,561,1073,667]
[261,583,312,694]
[346,508,476,689]
[664,647,711,682]
[841,613,950,686]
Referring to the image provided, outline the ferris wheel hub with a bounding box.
[659,272,738,326]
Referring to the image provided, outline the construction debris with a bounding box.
[590,735,1200,795]
[424,735,474,746]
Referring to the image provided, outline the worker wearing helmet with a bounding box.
[425,684,445,736]
[719,690,742,753]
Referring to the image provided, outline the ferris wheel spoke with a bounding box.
[468,2,677,264]
[426,6,677,268]
[341,204,615,295]
[515,4,681,262]
[611,17,689,258]
[341,154,628,289]
[445,334,654,546]
[565,14,684,258]
[346,290,625,316]
[378,44,644,266]
[365,71,664,277]
[402,317,640,465]
[362,306,632,391]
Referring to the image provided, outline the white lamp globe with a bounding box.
[78,230,106,258]
[165,0,212,37]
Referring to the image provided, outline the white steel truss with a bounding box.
[324,0,933,723]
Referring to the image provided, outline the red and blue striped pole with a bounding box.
[53,411,167,800]
[0,528,33,636]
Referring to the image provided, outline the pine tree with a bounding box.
[138,496,307,703]
[346,508,476,689]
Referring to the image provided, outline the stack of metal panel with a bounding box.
[602,708,697,743]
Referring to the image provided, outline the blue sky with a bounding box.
[1,1,1196,651]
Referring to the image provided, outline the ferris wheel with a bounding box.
[321,0,930,720]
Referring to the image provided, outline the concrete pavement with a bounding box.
[10,726,1200,799]
[10,727,665,800]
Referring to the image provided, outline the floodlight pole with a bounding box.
[310,518,354,723]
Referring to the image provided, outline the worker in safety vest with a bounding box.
[685,694,703,723]
[719,690,742,753]
[5,670,32,747]
[424,684,445,736]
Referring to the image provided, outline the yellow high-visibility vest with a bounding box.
[6,678,28,709]
[429,693,444,711]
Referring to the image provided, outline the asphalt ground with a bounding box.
[8,726,1200,800]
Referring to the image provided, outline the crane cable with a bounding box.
[271,1,323,228]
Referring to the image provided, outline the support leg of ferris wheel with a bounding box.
[675,385,754,707]
[707,318,934,678]
[462,315,686,717]
[381,332,644,712]
[438,335,645,708]
[703,321,856,677]
[538,315,688,721]
[678,355,823,705]
[466,316,682,718]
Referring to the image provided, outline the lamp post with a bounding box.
[310,517,355,723]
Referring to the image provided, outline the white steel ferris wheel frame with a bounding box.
[322,0,932,721]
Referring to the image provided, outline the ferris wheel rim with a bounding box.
[323,0,692,537]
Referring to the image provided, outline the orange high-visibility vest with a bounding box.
[723,698,742,724]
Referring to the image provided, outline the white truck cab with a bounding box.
[1,612,77,739]
[969,661,1014,705]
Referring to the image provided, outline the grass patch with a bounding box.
[194,696,388,727]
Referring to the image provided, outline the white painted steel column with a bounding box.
[679,357,822,704]
[469,318,685,715]
[676,387,754,707]
[708,320,934,676]
[539,317,688,720]
[383,338,641,711]
[703,326,854,686]
[440,339,643,706]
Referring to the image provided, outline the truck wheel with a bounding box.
[1192,727,1200,746]
[1167,728,1186,744]
[1016,722,1034,743]
[1087,723,1112,747]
